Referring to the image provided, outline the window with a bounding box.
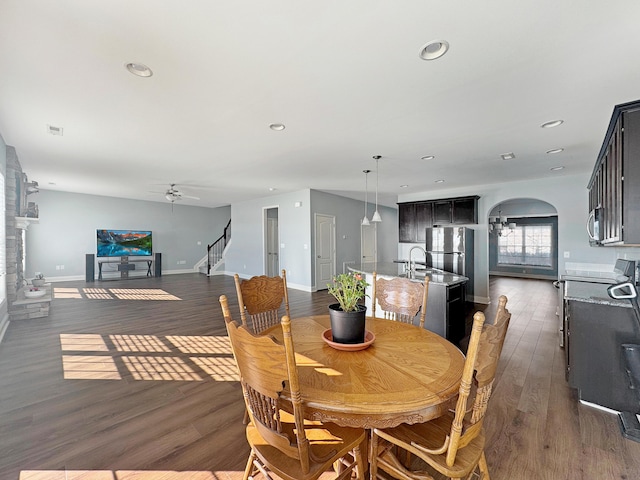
[498,224,553,268]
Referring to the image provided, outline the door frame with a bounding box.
[361,223,377,263]
[314,213,336,291]
[263,206,279,276]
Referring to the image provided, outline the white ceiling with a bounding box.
[2,1,640,209]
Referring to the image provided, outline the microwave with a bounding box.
[587,207,603,245]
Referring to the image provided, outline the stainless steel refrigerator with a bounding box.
[425,227,474,299]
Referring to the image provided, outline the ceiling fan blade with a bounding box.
[180,194,200,200]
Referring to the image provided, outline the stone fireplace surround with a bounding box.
[4,146,46,321]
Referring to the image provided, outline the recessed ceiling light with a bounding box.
[541,119,564,128]
[501,152,516,160]
[269,123,285,131]
[550,166,565,171]
[125,63,153,77]
[434,179,445,184]
[400,184,409,188]
[546,148,564,154]
[421,155,435,160]
[269,187,277,191]
[419,40,449,60]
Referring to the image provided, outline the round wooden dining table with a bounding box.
[264,315,465,429]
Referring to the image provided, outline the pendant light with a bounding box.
[371,155,382,223]
[362,170,371,226]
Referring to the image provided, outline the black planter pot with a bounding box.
[328,303,366,344]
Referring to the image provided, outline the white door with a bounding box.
[265,209,279,276]
[361,223,376,263]
[315,214,335,290]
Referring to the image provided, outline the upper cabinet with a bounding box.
[399,195,479,243]
[588,100,640,246]
[399,201,433,243]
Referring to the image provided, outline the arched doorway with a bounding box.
[487,198,559,280]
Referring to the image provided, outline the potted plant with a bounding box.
[32,272,46,287]
[327,272,369,344]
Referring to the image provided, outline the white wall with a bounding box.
[226,190,313,290]
[0,133,7,341]
[399,173,640,303]
[26,190,231,281]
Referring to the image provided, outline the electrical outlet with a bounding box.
[564,251,570,258]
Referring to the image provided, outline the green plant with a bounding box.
[327,272,369,312]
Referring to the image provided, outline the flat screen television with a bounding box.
[97,229,153,257]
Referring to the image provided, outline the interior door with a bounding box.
[265,208,279,276]
[315,214,335,290]
[361,224,376,263]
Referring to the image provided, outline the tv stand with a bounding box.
[97,256,154,280]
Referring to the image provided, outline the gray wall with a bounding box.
[310,189,398,271]
[0,133,7,332]
[225,188,398,291]
[26,189,231,281]
[398,172,640,303]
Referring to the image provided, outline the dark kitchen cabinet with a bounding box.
[399,202,432,243]
[423,280,468,347]
[433,196,479,225]
[452,197,478,224]
[445,283,466,346]
[566,297,639,412]
[588,100,640,246]
[432,200,452,224]
[399,196,479,243]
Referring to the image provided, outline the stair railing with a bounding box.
[207,219,231,275]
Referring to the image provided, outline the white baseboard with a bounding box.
[489,271,556,280]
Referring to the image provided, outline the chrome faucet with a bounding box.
[409,246,427,276]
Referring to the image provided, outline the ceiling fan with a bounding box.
[164,183,200,203]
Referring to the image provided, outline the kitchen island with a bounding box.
[349,262,468,345]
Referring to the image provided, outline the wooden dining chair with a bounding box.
[369,295,511,480]
[219,294,367,480]
[371,271,429,328]
[234,269,290,334]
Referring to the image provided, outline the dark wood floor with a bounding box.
[0,274,638,479]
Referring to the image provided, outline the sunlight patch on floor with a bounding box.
[62,355,121,380]
[60,334,109,352]
[190,356,239,381]
[167,335,233,354]
[59,334,237,382]
[19,470,236,479]
[53,287,182,301]
[122,356,203,381]
[110,334,172,353]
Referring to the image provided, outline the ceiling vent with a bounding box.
[47,125,64,136]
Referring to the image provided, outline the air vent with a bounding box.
[47,125,64,136]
